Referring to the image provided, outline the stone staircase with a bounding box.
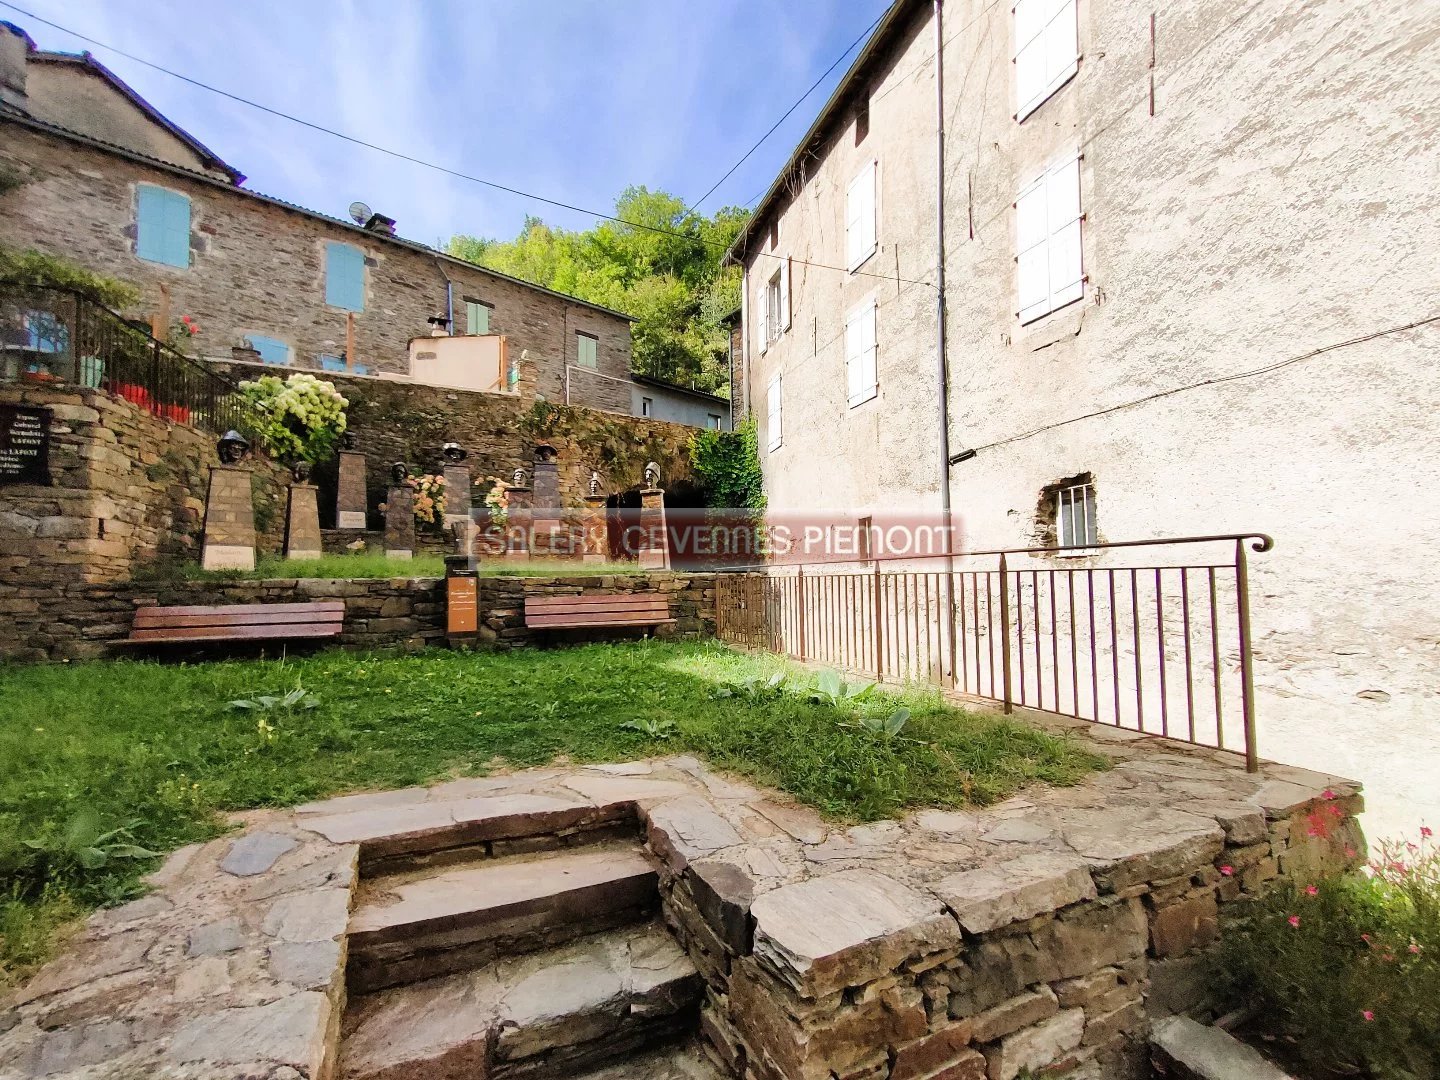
[336,807,709,1079]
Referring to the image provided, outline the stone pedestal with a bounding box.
[384,485,415,559]
[504,485,531,561]
[283,483,322,561]
[442,463,472,532]
[337,451,368,529]
[637,487,670,570]
[582,494,609,564]
[531,448,561,557]
[201,464,256,571]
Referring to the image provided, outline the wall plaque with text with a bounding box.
[0,404,51,485]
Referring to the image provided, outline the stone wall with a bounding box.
[202,369,707,528]
[656,746,1365,1080]
[0,383,289,587]
[0,118,633,413]
[0,571,717,661]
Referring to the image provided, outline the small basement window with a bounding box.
[1037,473,1097,553]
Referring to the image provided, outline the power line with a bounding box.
[686,7,887,213]
[0,1,934,289]
[955,314,1440,457]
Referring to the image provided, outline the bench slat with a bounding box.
[527,618,676,630]
[125,622,343,643]
[135,602,345,618]
[525,594,668,609]
[526,612,674,629]
[523,603,670,618]
[133,609,345,629]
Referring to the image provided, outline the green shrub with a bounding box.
[1216,825,1440,1079]
[689,416,765,511]
[0,244,140,309]
[237,372,348,465]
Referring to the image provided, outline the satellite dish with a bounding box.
[348,201,372,225]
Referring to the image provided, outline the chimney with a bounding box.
[0,22,32,112]
[363,212,396,236]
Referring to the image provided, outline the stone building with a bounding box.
[727,0,1440,838]
[0,21,634,414]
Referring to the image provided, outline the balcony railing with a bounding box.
[0,282,243,434]
[714,534,1271,770]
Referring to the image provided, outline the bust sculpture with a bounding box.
[442,441,467,463]
[391,461,410,484]
[216,430,249,465]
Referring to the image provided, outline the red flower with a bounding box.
[1422,826,1434,840]
[1219,865,1234,876]
[1288,915,1301,928]
[1305,884,1318,897]
[1322,788,1337,800]
[1362,1010,1375,1022]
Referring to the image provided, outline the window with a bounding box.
[855,94,870,144]
[24,311,68,353]
[766,374,783,453]
[845,161,877,271]
[761,258,791,348]
[244,334,291,366]
[845,299,877,408]
[1015,0,1078,121]
[707,414,722,430]
[1056,482,1097,550]
[318,354,345,372]
[641,396,653,417]
[1016,156,1083,324]
[576,331,598,368]
[465,299,492,335]
[325,242,365,312]
[136,185,190,268]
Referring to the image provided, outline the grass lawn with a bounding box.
[0,640,1105,986]
[131,552,650,581]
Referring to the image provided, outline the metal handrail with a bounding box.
[0,281,242,434]
[713,532,1272,770]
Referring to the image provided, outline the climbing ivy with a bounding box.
[689,417,766,511]
[0,244,140,309]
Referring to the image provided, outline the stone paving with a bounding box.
[0,718,1364,1080]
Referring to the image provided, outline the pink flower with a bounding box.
[1305,884,1318,897]
[1362,1010,1375,1022]
[1219,865,1234,877]
[1345,846,1358,859]
[1410,942,1422,954]
[1323,788,1336,800]
[1422,826,1434,840]
[1361,933,1372,945]
[1288,915,1301,928]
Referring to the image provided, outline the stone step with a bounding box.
[340,920,703,1080]
[1150,1016,1297,1080]
[571,1038,731,1079]
[346,841,660,993]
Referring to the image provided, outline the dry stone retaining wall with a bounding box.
[0,572,717,661]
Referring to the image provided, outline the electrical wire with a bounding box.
[955,314,1440,457]
[0,1,934,288]
[685,7,888,213]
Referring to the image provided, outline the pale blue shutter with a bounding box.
[136,185,190,268]
[326,243,365,311]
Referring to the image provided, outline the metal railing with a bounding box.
[0,282,243,434]
[714,534,1271,770]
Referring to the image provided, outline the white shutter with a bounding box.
[767,375,783,452]
[781,256,792,331]
[1046,0,1079,99]
[845,300,877,407]
[846,162,876,270]
[757,276,768,355]
[1016,175,1049,323]
[1014,0,1045,119]
[1048,156,1083,308]
[1016,0,1077,120]
[1016,156,1083,323]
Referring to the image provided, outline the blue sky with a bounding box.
[8,0,891,246]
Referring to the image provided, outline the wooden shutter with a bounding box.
[136,185,190,268]
[1016,173,1049,323]
[846,162,876,270]
[757,277,769,355]
[325,243,365,312]
[845,300,877,407]
[767,375,783,452]
[1048,156,1084,309]
[781,256,792,331]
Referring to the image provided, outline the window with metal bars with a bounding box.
[1056,482,1097,550]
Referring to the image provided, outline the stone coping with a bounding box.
[0,725,1363,1080]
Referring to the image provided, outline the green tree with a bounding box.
[448,188,744,395]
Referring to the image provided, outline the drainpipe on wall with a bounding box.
[934,0,957,684]
[432,256,455,337]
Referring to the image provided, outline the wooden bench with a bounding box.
[523,592,675,638]
[122,601,346,647]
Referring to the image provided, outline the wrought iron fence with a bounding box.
[0,282,243,434]
[714,534,1271,770]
